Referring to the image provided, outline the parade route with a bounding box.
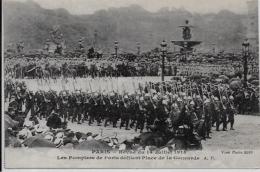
[4,114,260,169]
[64,114,260,150]
[202,114,260,150]
[4,100,260,150]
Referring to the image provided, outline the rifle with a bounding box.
[88,82,97,106]
[137,97,144,111]
[101,92,106,105]
[89,82,93,93]
[72,81,76,91]
[111,79,114,91]
[200,85,206,118]
[147,83,156,109]
[138,82,144,97]
[218,86,226,110]
[224,88,235,110]
[108,94,113,105]
[195,84,201,98]
[176,82,179,93]
[203,84,210,98]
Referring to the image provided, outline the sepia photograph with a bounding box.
[2,0,260,169]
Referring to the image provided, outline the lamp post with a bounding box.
[94,30,98,48]
[160,40,167,82]
[114,41,118,58]
[212,43,216,54]
[242,39,250,87]
[137,42,140,56]
[184,41,188,61]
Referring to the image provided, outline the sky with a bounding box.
[5,0,251,15]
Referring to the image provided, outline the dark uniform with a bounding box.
[220,98,228,131]
[59,92,70,122]
[74,92,83,124]
[103,96,112,127]
[82,94,91,122]
[226,101,236,130]
[38,91,47,119]
[153,102,169,133]
[119,98,131,130]
[135,101,146,133]
[204,100,212,138]
[97,95,106,126]
[112,99,121,127]
[69,93,77,122]
[45,92,55,119]
[88,97,96,125]
[24,91,35,117]
[144,100,155,131]
[129,99,138,128]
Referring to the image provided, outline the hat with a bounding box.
[171,103,178,108]
[67,132,75,138]
[151,89,156,94]
[56,132,64,138]
[93,134,101,140]
[23,121,34,128]
[177,98,182,102]
[129,93,135,96]
[35,124,46,133]
[222,96,227,100]
[10,94,16,99]
[229,96,234,100]
[86,135,93,141]
[190,101,195,105]
[214,97,219,101]
[110,92,115,97]
[18,128,30,140]
[86,132,92,137]
[204,99,210,104]
[54,138,63,148]
[8,106,15,112]
[119,143,127,150]
[162,100,168,105]
[152,95,158,101]
[144,93,150,97]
